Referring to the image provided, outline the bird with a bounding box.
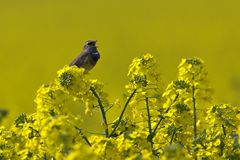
[69,40,100,72]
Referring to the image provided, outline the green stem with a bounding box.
[146,97,152,134]
[75,126,92,147]
[90,87,109,137]
[222,124,226,136]
[147,93,179,142]
[109,89,137,137]
[145,97,153,148]
[192,84,197,160]
[219,139,225,156]
[170,127,176,144]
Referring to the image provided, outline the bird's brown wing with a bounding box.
[69,51,90,67]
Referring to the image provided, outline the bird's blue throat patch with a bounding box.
[91,52,100,61]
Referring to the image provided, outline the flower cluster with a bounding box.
[0,54,239,159]
[202,104,240,159]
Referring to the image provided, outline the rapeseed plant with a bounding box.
[0,54,239,159]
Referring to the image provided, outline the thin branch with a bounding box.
[154,94,179,133]
[192,84,197,160]
[222,124,226,136]
[147,93,179,142]
[28,126,41,137]
[75,126,92,147]
[85,131,106,135]
[145,96,154,148]
[219,139,225,156]
[146,97,152,134]
[170,127,176,144]
[105,104,114,113]
[90,87,109,137]
[109,89,137,137]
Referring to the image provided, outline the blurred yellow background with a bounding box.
[1,0,240,127]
